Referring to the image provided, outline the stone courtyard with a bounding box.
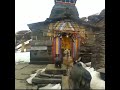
[15,63,46,89]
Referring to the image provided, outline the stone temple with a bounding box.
[27,0,105,71]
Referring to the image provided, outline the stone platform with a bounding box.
[62,76,69,89]
[45,64,67,76]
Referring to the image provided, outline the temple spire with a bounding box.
[50,0,79,19]
[54,0,77,5]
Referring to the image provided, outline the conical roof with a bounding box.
[54,0,77,4]
[50,0,79,19]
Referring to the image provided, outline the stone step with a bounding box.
[32,77,62,84]
[29,61,53,64]
[45,64,67,75]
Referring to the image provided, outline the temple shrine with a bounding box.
[28,0,97,65]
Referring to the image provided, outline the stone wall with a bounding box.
[91,29,105,70]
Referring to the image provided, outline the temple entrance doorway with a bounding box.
[60,32,74,66]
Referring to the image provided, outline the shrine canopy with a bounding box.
[54,0,77,5]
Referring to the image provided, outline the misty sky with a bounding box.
[15,0,105,33]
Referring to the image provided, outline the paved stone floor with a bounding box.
[15,63,46,89]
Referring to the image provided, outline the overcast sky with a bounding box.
[15,0,105,33]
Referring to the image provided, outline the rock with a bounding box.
[91,29,105,70]
[96,68,105,73]
[69,62,92,89]
[15,30,31,46]
[99,9,105,16]
[88,15,100,23]
[85,62,91,67]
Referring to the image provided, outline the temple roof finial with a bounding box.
[54,0,77,5]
